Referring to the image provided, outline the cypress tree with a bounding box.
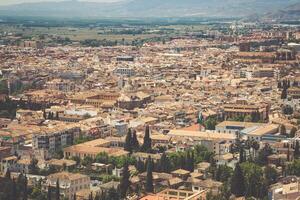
[73,194,77,200]
[179,154,186,169]
[5,168,11,179]
[239,147,245,163]
[23,175,28,200]
[56,179,60,200]
[47,185,52,200]
[88,192,93,200]
[124,129,132,153]
[141,125,152,152]
[190,151,195,172]
[120,161,130,199]
[231,164,245,197]
[145,156,154,193]
[131,130,140,152]
[281,88,287,99]
[295,141,300,159]
[159,153,171,173]
[136,158,145,173]
[278,81,282,88]
[290,127,297,138]
[107,188,120,200]
[11,178,17,200]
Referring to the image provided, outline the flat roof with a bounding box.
[216,121,264,128]
[168,130,235,141]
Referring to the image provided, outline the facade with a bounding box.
[269,176,300,200]
[223,100,269,122]
[43,172,90,200]
[45,79,75,92]
[113,67,136,77]
[32,125,81,159]
[140,189,206,200]
[288,87,300,100]
[20,40,43,49]
[63,138,128,160]
[116,56,134,62]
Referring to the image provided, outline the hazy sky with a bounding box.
[0,0,123,5]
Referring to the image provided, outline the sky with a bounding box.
[0,0,123,5]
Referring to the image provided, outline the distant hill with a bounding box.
[263,3,300,22]
[0,0,299,19]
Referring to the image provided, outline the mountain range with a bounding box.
[0,0,299,19]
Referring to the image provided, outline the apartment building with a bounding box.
[32,124,81,159]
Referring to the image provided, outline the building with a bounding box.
[64,138,128,160]
[246,124,280,142]
[140,189,206,200]
[239,42,251,52]
[20,40,43,49]
[45,79,75,92]
[288,87,300,100]
[216,121,264,134]
[113,67,136,77]
[116,56,134,62]
[32,124,81,159]
[117,92,153,110]
[223,100,269,122]
[43,172,90,200]
[269,176,300,200]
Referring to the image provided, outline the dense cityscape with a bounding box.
[0,1,300,200]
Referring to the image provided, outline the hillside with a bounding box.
[0,0,299,19]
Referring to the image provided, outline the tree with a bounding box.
[295,141,300,159]
[47,185,52,200]
[239,147,245,163]
[29,157,39,174]
[290,127,297,138]
[56,179,60,200]
[82,156,93,167]
[96,152,109,164]
[120,161,130,198]
[241,162,265,198]
[131,130,139,152]
[256,144,273,165]
[264,166,278,186]
[5,168,11,179]
[145,156,154,193]
[278,81,282,89]
[281,88,287,99]
[135,158,145,173]
[106,188,120,200]
[282,105,293,115]
[23,175,28,200]
[124,129,132,153]
[158,153,170,173]
[11,178,17,200]
[141,125,152,152]
[214,165,233,183]
[244,115,252,122]
[251,140,260,159]
[231,163,245,197]
[204,117,217,130]
[287,159,300,176]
